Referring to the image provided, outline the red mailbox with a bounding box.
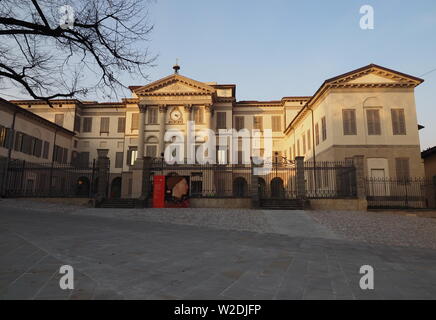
[152,175,165,208]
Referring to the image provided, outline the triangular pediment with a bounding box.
[133,74,216,96]
[327,64,423,88]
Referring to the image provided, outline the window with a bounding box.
[74,115,81,132]
[14,132,23,151]
[131,113,139,130]
[216,112,226,129]
[297,139,300,156]
[342,109,357,135]
[0,125,10,148]
[392,109,406,135]
[235,116,244,131]
[148,108,158,124]
[82,117,92,132]
[289,147,292,160]
[272,116,281,132]
[42,141,49,159]
[367,109,381,135]
[117,117,126,133]
[253,116,263,131]
[396,158,410,182]
[321,116,327,141]
[54,114,64,126]
[194,108,204,124]
[146,145,157,157]
[293,144,296,159]
[115,152,124,168]
[315,123,320,145]
[33,139,42,158]
[307,130,311,151]
[217,149,227,164]
[302,135,306,154]
[127,147,138,165]
[100,117,110,133]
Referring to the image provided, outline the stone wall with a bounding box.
[309,199,368,211]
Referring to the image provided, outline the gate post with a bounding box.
[295,156,305,199]
[352,155,365,199]
[250,157,260,208]
[131,156,153,207]
[96,149,110,206]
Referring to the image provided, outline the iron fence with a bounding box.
[304,161,357,199]
[3,159,99,198]
[150,158,253,198]
[365,178,436,209]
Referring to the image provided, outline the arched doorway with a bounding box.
[110,177,122,199]
[271,177,285,199]
[233,177,248,197]
[258,177,266,198]
[76,177,90,197]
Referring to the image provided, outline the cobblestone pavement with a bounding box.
[1,201,436,300]
[307,210,436,250]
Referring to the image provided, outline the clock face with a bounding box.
[170,108,182,121]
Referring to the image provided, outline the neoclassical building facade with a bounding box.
[4,63,425,198]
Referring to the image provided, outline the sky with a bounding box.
[2,0,436,150]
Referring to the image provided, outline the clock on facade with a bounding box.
[170,107,183,122]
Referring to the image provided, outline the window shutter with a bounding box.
[115,152,124,168]
[131,113,139,130]
[321,117,327,141]
[253,116,263,131]
[272,116,281,132]
[235,116,244,131]
[302,135,306,154]
[217,112,226,129]
[367,110,381,135]
[396,158,410,181]
[392,109,406,135]
[315,123,320,145]
[117,117,126,133]
[297,140,300,156]
[43,141,49,159]
[343,110,356,135]
[100,117,110,133]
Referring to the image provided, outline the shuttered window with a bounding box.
[321,117,327,141]
[272,116,281,132]
[392,109,406,135]
[82,117,92,132]
[253,116,263,131]
[131,113,139,130]
[216,112,226,129]
[342,109,357,135]
[302,135,306,154]
[235,116,244,131]
[115,152,124,168]
[117,117,126,133]
[100,117,110,133]
[148,108,158,124]
[74,115,81,132]
[367,109,381,135]
[396,158,410,181]
[315,123,320,145]
[42,141,49,159]
[54,114,64,126]
[0,125,10,148]
[297,140,300,156]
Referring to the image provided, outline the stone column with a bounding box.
[158,105,167,157]
[137,104,146,162]
[295,156,306,199]
[205,104,213,131]
[95,149,110,206]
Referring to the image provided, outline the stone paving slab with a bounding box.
[1,204,436,300]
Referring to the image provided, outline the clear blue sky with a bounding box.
[3,0,436,150]
[139,0,436,150]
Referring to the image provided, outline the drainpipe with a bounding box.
[1,109,17,197]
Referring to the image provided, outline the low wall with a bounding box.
[309,198,367,211]
[190,198,252,209]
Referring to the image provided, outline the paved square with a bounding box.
[1,200,436,300]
